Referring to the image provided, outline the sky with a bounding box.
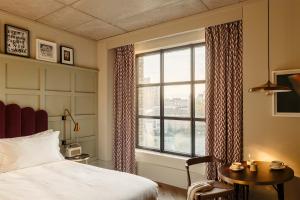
[138,46,205,98]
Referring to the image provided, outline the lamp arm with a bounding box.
[64,109,77,125]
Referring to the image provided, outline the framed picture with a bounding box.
[5,24,30,57]
[60,46,74,65]
[273,69,300,117]
[36,39,57,63]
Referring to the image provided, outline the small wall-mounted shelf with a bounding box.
[0,53,98,73]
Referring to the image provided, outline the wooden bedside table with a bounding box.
[65,153,90,164]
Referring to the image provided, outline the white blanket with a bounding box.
[0,160,158,200]
[187,180,214,200]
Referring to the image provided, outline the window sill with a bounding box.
[135,148,188,160]
[135,148,204,173]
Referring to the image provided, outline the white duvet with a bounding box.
[0,160,158,200]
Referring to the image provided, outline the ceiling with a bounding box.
[0,0,243,40]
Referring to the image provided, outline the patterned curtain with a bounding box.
[205,21,243,179]
[113,44,136,174]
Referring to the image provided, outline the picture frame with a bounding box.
[36,39,57,63]
[273,69,300,117]
[60,46,74,65]
[5,24,30,57]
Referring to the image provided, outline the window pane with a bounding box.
[195,121,205,156]
[138,118,160,149]
[164,120,191,154]
[195,84,205,118]
[195,46,205,80]
[138,86,160,116]
[164,48,191,82]
[137,53,160,84]
[164,85,191,117]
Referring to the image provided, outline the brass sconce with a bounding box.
[62,109,80,145]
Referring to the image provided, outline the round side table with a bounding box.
[218,161,294,200]
[65,153,90,164]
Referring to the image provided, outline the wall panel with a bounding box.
[75,95,95,115]
[75,71,96,93]
[46,95,71,117]
[76,117,95,138]
[45,67,72,92]
[48,120,71,140]
[6,62,40,90]
[6,94,40,110]
[79,137,97,158]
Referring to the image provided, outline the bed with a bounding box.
[0,101,158,200]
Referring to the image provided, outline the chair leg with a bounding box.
[234,184,240,200]
[229,192,234,200]
[242,185,245,200]
[245,185,249,200]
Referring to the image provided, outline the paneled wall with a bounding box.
[0,53,98,160]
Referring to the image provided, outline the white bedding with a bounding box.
[0,160,158,200]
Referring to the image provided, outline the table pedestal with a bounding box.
[234,184,249,200]
[276,183,284,200]
[234,183,284,200]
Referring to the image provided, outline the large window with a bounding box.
[136,44,205,157]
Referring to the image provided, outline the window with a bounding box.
[136,44,205,157]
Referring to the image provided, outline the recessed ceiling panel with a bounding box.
[38,7,94,30]
[55,0,79,5]
[68,19,125,40]
[0,0,64,20]
[202,0,240,9]
[115,0,208,31]
[72,0,180,23]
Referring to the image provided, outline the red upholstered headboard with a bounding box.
[0,101,48,138]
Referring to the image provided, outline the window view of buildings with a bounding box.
[137,45,205,156]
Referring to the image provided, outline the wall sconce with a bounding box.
[62,109,80,145]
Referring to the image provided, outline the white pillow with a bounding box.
[8,130,54,141]
[34,129,54,136]
[0,131,64,172]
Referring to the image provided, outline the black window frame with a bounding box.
[136,43,206,157]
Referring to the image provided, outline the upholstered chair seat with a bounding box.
[185,156,234,200]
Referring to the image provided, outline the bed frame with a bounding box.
[0,101,48,138]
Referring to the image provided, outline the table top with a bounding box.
[65,153,90,162]
[218,161,294,185]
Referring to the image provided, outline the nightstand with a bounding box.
[65,153,90,164]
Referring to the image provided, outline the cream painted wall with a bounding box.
[244,0,300,171]
[0,10,97,69]
[97,0,300,198]
[243,0,300,199]
[135,29,205,54]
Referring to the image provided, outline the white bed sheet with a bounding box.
[0,160,158,200]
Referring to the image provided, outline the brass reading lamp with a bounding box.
[249,0,292,94]
[62,109,80,145]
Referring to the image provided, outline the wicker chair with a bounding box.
[185,156,234,200]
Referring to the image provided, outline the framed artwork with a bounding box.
[5,24,30,57]
[36,39,57,63]
[273,69,300,117]
[60,46,74,65]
